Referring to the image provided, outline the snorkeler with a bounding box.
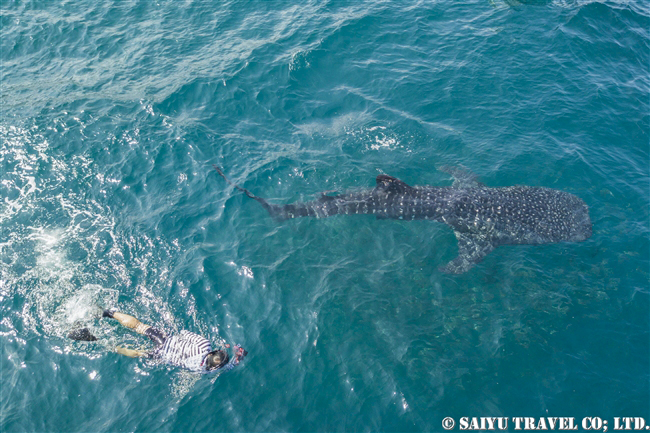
[69,309,247,373]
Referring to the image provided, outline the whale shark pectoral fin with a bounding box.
[439,232,495,274]
[375,175,415,194]
[438,165,484,189]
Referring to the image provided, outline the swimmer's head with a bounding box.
[204,349,229,371]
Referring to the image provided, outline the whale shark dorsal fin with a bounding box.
[375,175,415,194]
[438,165,484,188]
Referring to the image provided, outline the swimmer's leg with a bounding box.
[103,310,152,335]
[103,309,166,346]
[115,346,147,357]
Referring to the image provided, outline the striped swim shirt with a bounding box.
[151,330,212,372]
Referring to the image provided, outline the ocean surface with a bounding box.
[1,1,648,431]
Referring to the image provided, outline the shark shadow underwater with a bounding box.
[214,166,592,274]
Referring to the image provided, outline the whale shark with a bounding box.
[214,166,592,273]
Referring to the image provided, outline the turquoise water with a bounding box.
[1,1,648,431]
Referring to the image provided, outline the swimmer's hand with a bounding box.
[222,343,244,356]
[234,345,247,363]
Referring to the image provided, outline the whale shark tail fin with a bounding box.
[213,165,285,219]
[213,165,258,199]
